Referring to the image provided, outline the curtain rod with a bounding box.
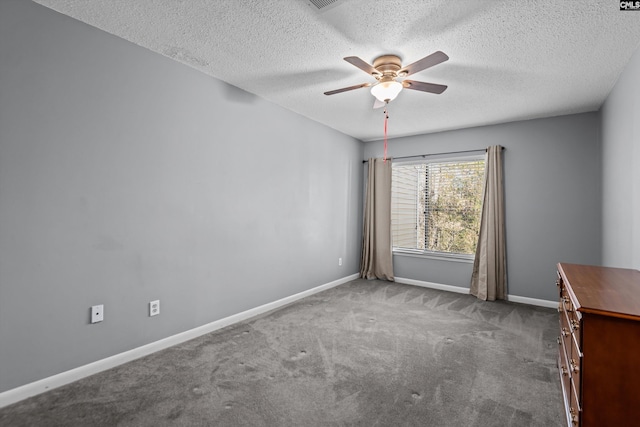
[361,147,504,163]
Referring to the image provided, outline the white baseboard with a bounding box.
[395,276,557,308]
[395,277,470,294]
[506,294,557,309]
[0,273,359,409]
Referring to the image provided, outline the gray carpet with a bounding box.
[0,279,565,426]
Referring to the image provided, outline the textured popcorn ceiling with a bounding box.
[32,0,640,141]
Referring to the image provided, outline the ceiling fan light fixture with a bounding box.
[371,79,403,102]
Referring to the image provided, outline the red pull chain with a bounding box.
[383,107,389,162]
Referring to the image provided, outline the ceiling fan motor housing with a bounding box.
[372,55,402,77]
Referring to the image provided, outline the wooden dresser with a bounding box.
[556,263,640,426]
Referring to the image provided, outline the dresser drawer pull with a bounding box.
[560,365,569,376]
[570,359,580,374]
[570,407,579,425]
[562,297,574,312]
[561,327,570,337]
[571,320,580,332]
[557,336,561,345]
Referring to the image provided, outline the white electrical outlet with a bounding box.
[90,304,104,323]
[149,300,160,317]
[338,257,343,266]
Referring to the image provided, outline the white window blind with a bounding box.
[391,157,485,255]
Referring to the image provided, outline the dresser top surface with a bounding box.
[558,263,640,319]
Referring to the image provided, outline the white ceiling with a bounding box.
[32,0,640,141]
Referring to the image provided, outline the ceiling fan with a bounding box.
[324,51,449,107]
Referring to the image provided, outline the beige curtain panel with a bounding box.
[360,158,394,281]
[470,145,507,301]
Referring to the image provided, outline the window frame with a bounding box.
[391,153,486,263]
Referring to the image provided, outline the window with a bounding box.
[391,156,485,257]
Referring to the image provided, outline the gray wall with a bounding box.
[601,45,640,270]
[0,1,362,393]
[364,113,602,301]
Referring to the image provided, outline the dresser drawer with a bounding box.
[569,386,581,426]
[558,336,572,395]
[560,285,582,350]
[557,350,572,423]
[569,333,582,402]
[559,306,572,355]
